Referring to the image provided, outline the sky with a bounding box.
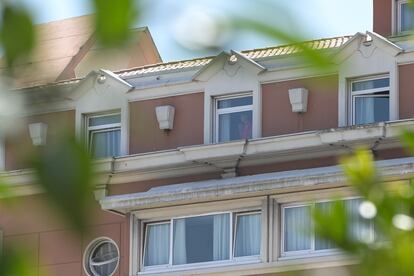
[20,0,373,62]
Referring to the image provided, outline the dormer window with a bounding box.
[86,112,121,158]
[397,0,414,33]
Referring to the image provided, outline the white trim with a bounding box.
[101,156,414,213]
[74,71,131,157]
[4,119,414,198]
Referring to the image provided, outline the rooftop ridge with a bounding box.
[115,34,353,77]
[240,35,353,54]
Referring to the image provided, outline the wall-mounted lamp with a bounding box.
[28,122,48,146]
[288,88,309,113]
[97,74,106,84]
[155,105,175,130]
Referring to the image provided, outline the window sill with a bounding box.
[138,257,261,275]
[136,254,357,276]
[279,249,345,261]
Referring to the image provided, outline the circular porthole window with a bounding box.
[84,238,119,276]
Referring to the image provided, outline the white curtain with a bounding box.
[213,214,230,261]
[402,3,414,32]
[314,202,336,250]
[284,206,311,252]
[144,223,170,266]
[219,114,231,142]
[90,241,118,276]
[234,213,261,257]
[173,219,187,265]
[345,199,372,243]
[92,129,121,158]
[355,97,375,125]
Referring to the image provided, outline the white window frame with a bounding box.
[142,221,171,270]
[232,211,262,260]
[214,93,253,143]
[85,111,122,158]
[135,198,265,274]
[279,197,375,259]
[348,75,390,126]
[83,237,120,276]
[141,210,262,273]
[396,0,414,34]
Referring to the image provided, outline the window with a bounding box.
[142,211,261,270]
[281,198,374,258]
[215,95,253,143]
[350,76,389,125]
[86,112,121,158]
[397,0,414,33]
[84,238,119,276]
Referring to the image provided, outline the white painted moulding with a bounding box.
[288,88,308,113]
[99,157,414,212]
[155,105,175,130]
[28,122,48,146]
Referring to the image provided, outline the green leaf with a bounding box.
[92,0,139,46]
[400,130,414,155]
[31,133,94,235]
[0,246,33,276]
[232,18,335,71]
[341,149,377,196]
[313,200,359,252]
[0,4,35,68]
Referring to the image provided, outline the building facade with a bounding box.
[1,1,414,275]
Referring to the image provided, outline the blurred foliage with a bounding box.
[92,0,139,46]
[0,246,32,276]
[0,4,35,69]
[232,17,335,71]
[30,133,93,235]
[312,148,414,276]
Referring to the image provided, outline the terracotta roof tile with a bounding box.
[116,36,352,79]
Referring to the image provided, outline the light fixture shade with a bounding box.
[28,122,48,146]
[288,88,309,113]
[155,105,175,130]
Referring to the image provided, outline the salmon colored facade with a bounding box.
[2,2,414,275]
[262,75,338,137]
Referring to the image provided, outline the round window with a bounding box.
[84,238,119,276]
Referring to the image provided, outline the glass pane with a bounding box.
[401,3,414,32]
[218,110,252,142]
[345,199,373,243]
[315,202,337,250]
[90,242,118,276]
[352,78,389,92]
[354,94,390,125]
[144,223,170,266]
[234,213,261,257]
[173,214,230,265]
[354,96,389,125]
[217,96,252,109]
[89,114,121,127]
[284,206,311,252]
[90,129,121,158]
